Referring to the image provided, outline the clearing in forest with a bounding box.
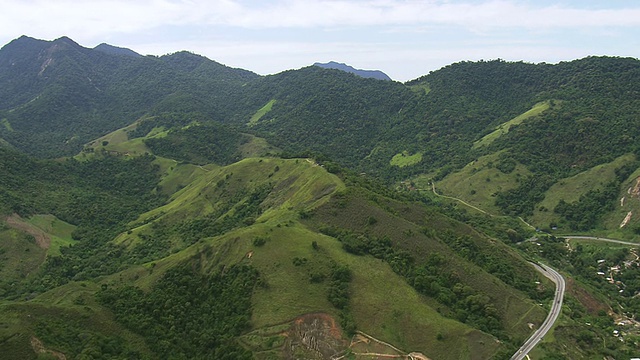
[473,100,552,149]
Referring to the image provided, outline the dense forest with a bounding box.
[1,36,640,359]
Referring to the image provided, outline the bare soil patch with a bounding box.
[30,336,66,360]
[630,177,640,198]
[4,214,51,249]
[565,277,610,315]
[283,313,347,359]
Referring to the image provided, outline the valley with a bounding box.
[1,35,640,359]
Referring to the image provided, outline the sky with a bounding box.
[1,0,639,81]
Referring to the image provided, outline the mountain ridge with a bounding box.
[313,61,392,80]
[94,43,141,57]
[1,35,640,358]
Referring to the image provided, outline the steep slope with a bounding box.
[0,149,551,359]
[230,66,417,171]
[0,36,258,157]
[408,57,640,236]
[3,35,640,358]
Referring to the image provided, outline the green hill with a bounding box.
[0,36,257,158]
[0,146,555,359]
[2,35,640,359]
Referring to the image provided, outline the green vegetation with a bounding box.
[520,237,640,358]
[248,99,276,126]
[432,151,532,214]
[305,187,549,351]
[1,118,12,131]
[98,263,258,359]
[473,100,552,149]
[26,215,76,256]
[3,37,640,359]
[531,155,636,229]
[390,151,422,167]
[326,228,504,335]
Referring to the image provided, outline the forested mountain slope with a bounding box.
[2,36,639,193]
[0,145,556,359]
[0,36,257,157]
[2,35,640,358]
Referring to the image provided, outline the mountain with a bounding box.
[93,43,141,57]
[0,145,553,359]
[1,35,640,359]
[314,61,392,80]
[2,35,640,236]
[0,36,258,157]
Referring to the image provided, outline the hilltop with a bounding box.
[1,35,640,358]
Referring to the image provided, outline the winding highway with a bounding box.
[426,184,640,359]
[511,263,565,360]
[512,236,638,359]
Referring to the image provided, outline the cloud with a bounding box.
[2,0,640,44]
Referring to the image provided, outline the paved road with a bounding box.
[511,263,565,360]
[425,185,638,358]
[562,235,640,247]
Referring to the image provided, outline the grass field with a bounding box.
[407,83,431,95]
[0,292,152,359]
[76,119,152,160]
[26,214,76,256]
[117,216,502,360]
[531,153,638,234]
[238,135,279,158]
[305,189,548,356]
[473,101,552,149]
[0,213,77,285]
[95,155,532,359]
[390,151,423,167]
[248,99,276,127]
[1,118,13,131]
[430,151,532,214]
[0,226,47,282]
[0,149,556,359]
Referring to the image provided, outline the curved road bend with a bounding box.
[425,186,634,357]
[511,263,565,360]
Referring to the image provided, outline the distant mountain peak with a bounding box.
[313,61,392,81]
[93,43,141,58]
[53,36,81,47]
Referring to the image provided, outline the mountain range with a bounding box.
[313,61,392,80]
[1,35,640,359]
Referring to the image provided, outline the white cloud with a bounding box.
[2,0,640,44]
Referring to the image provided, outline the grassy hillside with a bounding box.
[429,151,532,215]
[4,36,640,359]
[0,151,555,359]
[473,100,554,149]
[102,157,553,359]
[530,154,639,233]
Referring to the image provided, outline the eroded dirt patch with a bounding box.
[630,177,640,198]
[250,313,430,360]
[565,277,610,315]
[4,214,51,249]
[31,336,66,360]
[283,313,347,359]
